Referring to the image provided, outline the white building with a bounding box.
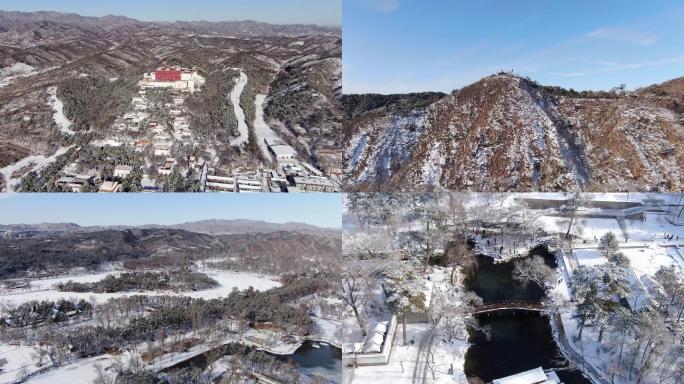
[206,175,236,192]
[237,176,263,192]
[293,176,338,192]
[492,367,562,384]
[269,144,298,163]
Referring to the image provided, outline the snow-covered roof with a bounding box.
[269,144,297,158]
[492,367,560,384]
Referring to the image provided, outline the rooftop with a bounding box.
[492,367,562,384]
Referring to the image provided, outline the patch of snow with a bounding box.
[0,146,73,193]
[253,94,284,160]
[0,344,48,384]
[47,87,74,135]
[0,270,280,309]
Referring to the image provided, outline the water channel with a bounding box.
[462,248,592,383]
[163,340,341,383]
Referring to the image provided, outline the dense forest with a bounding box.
[57,270,219,293]
[57,75,138,131]
[0,229,218,279]
[184,69,239,141]
[0,227,340,279]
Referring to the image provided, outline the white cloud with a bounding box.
[548,56,684,78]
[588,27,657,46]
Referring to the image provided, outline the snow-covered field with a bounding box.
[21,353,122,384]
[0,345,49,384]
[0,63,36,88]
[0,145,73,193]
[0,269,280,309]
[348,323,466,384]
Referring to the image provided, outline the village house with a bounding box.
[55,169,99,192]
[98,181,121,193]
[113,164,133,179]
[154,143,172,157]
[157,158,176,175]
[140,176,159,192]
[134,138,152,152]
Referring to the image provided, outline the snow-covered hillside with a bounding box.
[344,73,684,192]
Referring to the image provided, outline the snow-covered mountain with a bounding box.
[343,73,684,192]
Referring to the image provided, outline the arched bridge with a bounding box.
[472,301,547,315]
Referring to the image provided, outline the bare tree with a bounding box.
[340,255,378,337]
[561,192,590,239]
[429,286,482,342]
[445,240,474,285]
[512,255,555,291]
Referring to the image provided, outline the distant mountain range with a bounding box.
[0,10,340,39]
[0,219,339,237]
[343,73,684,192]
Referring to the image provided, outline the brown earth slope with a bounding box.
[344,73,684,192]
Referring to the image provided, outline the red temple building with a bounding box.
[154,68,181,82]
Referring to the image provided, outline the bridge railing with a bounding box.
[472,301,545,313]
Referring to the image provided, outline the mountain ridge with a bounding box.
[0,10,340,37]
[344,73,684,192]
[0,219,340,236]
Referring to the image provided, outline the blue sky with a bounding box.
[0,194,341,228]
[1,0,340,25]
[344,0,684,93]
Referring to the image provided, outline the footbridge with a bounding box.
[472,301,547,315]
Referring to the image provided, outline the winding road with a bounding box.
[228,70,249,146]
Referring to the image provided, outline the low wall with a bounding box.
[343,315,397,367]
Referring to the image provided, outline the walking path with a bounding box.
[412,326,436,384]
[549,312,610,384]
